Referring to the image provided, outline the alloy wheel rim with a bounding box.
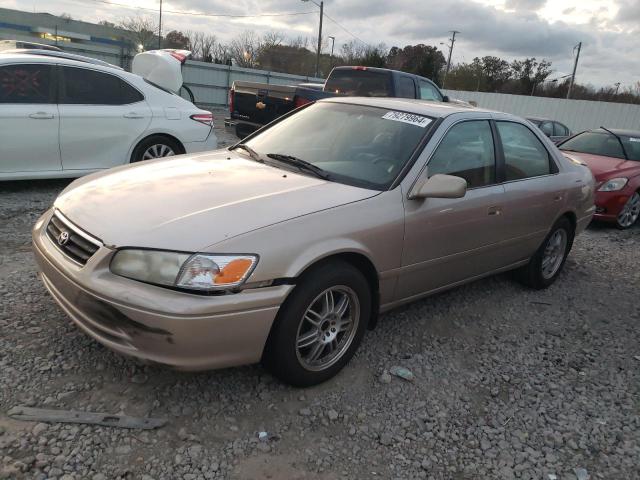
[295,286,360,372]
[142,144,176,160]
[617,192,640,228]
[541,229,568,280]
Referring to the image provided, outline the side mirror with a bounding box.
[409,174,467,199]
[442,95,450,102]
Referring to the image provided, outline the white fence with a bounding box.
[180,61,640,132]
[442,90,640,132]
[182,60,324,108]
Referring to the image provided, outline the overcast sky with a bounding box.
[3,0,638,88]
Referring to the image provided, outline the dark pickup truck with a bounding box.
[228,66,459,138]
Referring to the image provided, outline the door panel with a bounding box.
[58,66,152,171]
[398,185,507,299]
[0,64,61,173]
[397,119,507,301]
[495,121,565,263]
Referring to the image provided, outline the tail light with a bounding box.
[169,51,188,64]
[229,88,235,114]
[190,113,214,127]
[352,66,368,71]
[294,96,312,108]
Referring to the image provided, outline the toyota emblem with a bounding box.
[57,231,70,246]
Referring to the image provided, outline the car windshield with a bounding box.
[243,102,434,190]
[559,131,640,161]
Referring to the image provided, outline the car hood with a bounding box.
[562,151,640,180]
[54,151,378,251]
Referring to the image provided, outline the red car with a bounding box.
[558,128,640,229]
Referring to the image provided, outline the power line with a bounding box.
[322,12,368,46]
[84,0,317,18]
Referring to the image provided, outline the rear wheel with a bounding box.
[131,135,182,163]
[616,192,640,229]
[263,261,371,387]
[516,217,574,289]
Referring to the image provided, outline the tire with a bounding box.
[516,217,574,290]
[616,191,640,229]
[131,135,182,163]
[263,261,371,387]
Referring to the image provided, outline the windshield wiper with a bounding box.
[266,153,331,180]
[230,143,263,162]
[600,126,629,160]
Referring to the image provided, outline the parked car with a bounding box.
[527,116,572,143]
[228,65,463,138]
[0,49,216,181]
[33,98,594,386]
[558,128,640,228]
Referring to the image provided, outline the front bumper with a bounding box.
[593,189,632,223]
[32,210,291,371]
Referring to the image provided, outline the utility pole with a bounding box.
[442,30,459,89]
[328,35,335,69]
[158,0,163,49]
[315,1,323,78]
[566,41,581,99]
[301,0,324,78]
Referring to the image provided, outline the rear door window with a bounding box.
[324,69,392,97]
[554,122,569,137]
[0,64,54,103]
[496,121,554,180]
[61,66,143,105]
[396,76,416,98]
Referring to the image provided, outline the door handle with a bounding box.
[123,112,144,119]
[487,206,503,216]
[29,112,54,119]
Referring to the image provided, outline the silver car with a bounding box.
[32,98,595,386]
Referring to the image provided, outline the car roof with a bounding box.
[527,116,552,122]
[589,127,640,137]
[0,51,122,70]
[320,96,499,119]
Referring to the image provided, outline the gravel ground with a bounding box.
[1,115,639,479]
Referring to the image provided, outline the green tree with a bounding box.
[164,30,190,50]
[387,44,446,82]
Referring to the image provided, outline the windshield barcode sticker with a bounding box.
[630,137,640,143]
[382,111,432,128]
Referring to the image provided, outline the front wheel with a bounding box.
[516,217,574,289]
[263,261,371,387]
[616,192,640,229]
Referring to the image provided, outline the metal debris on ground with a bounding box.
[389,366,415,382]
[258,431,269,441]
[7,406,167,430]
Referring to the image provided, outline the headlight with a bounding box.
[598,178,628,192]
[110,250,258,292]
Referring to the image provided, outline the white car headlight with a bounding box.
[110,250,258,292]
[598,178,628,192]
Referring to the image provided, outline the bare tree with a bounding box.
[228,30,261,68]
[118,16,158,51]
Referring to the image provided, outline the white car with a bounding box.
[0,49,217,180]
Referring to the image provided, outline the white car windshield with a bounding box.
[244,102,434,190]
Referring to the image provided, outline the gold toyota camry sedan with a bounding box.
[32,98,595,386]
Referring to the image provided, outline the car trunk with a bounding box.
[131,49,190,93]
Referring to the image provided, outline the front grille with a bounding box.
[46,212,101,266]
